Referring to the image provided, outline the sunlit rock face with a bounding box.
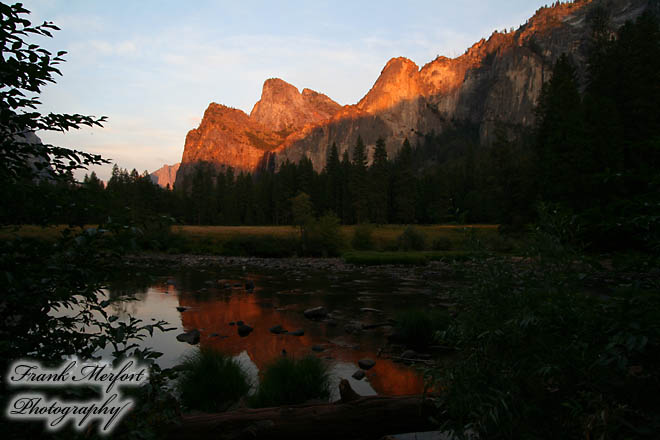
[150,163,179,188]
[250,78,341,134]
[176,103,286,191]
[176,0,650,188]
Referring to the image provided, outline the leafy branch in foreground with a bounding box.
[0,1,108,187]
[1,3,179,438]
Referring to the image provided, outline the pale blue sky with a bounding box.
[22,0,551,181]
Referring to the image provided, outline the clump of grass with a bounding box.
[397,225,427,251]
[351,223,375,250]
[249,356,330,408]
[343,251,429,266]
[176,349,250,412]
[394,309,450,349]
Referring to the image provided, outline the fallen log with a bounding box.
[168,389,439,440]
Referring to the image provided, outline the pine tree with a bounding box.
[324,143,342,217]
[191,162,216,225]
[351,136,369,223]
[340,150,353,224]
[369,138,389,224]
[534,54,584,206]
[392,139,416,223]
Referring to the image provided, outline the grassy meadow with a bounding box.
[168,224,511,257]
[0,223,517,260]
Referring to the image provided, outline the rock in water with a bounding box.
[360,307,383,314]
[344,321,363,334]
[352,370,366,380]
[237,324,253,337]
[401,350,417,359]
[269,324,286,334]
[303,306,328,320]
[288,329,304,336]
[176,329,200,345]
[358,358,376,370]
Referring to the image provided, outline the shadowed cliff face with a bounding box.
[175,0,651,187]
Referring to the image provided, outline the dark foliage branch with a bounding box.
[0,2,108,185]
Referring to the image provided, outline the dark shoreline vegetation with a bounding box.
[1,3,659,440]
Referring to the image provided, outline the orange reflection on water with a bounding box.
[178,292,424,396]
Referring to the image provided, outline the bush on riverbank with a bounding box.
[431,254,660,438]
[394,309,450,349]
[249,356,330,408]
[177,349,251,412]
[351,223,375,250]
[397,226,427,251]
[303,213,344,257]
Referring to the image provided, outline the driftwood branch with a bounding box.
[169,383,439,440]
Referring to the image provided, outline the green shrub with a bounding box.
[394,309,449,349]
[250,356,330,408]
[397,225,427,251]
[304,212,343,257]
[431,256,660,438]
[177,349,250,412]
[431,236,452,251]
[351,223,375,250]
[343,251,429,266]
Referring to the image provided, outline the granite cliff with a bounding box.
[175,0,653,189]
[150,163,180,188]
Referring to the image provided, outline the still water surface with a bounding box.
[105,265,438,399]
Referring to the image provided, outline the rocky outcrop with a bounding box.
[176,0,652,188]
[176,103,287,190]
[150,163,179,188]
[250,78,341,134]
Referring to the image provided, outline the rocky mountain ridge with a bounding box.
[175,0,653,190]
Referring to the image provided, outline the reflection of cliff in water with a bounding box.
[178,292,424,397]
